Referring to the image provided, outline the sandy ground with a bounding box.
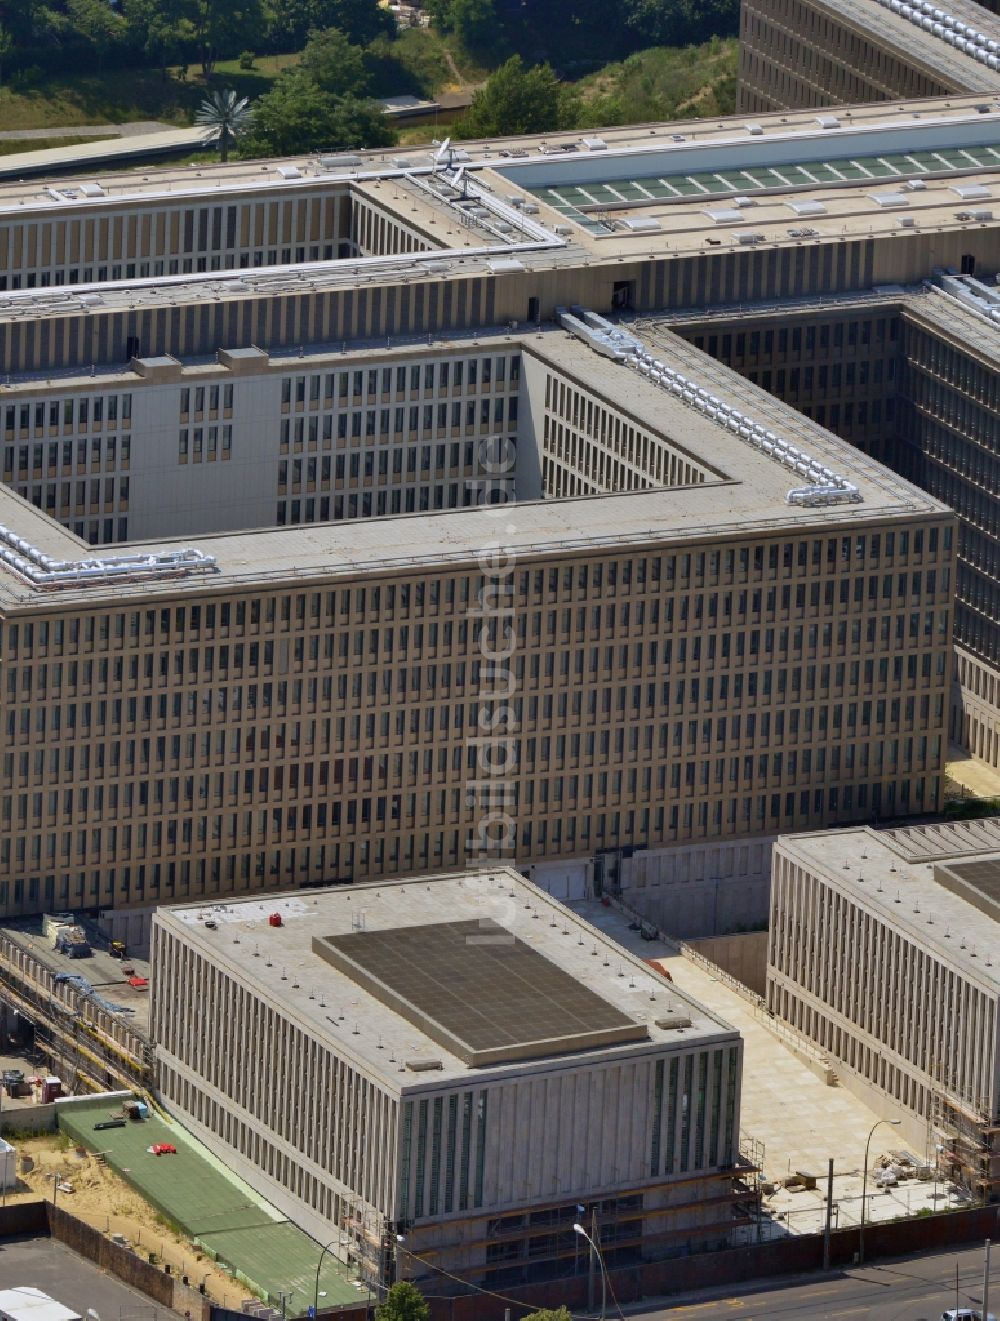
[946,744,1000,797]
[3,1133,255,1310]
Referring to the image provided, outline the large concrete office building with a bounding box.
[768,820,1000,1199]
[739,0,1000,113]
[150,870,744,1288]
[12,98,1000,931]
[656,273,1000,774]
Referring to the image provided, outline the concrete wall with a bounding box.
[0,1201,212,1319]
[97,906,155,960]
[687,932,769,996]
[127,372,280,540]
[425,1202,1000,1319]
[620,836,776,937]
[0,1101,58,1137]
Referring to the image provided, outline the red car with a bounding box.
[150,1143,177,1156]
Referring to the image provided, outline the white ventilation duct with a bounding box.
[872,0,1000,66]
[557,307,863,508]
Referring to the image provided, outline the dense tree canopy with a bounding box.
[240,69,394,156]
[298,26,369,96]
[459,55,569,137]
[429,0,739,66]
[0,0,739,164]
[1,0,389,74]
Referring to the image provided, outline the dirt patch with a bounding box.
[2,1133,254,1309]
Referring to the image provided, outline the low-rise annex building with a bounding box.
[769,818,1000,1199]
[150,869,746,1292]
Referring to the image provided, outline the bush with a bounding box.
[239,50,256,70]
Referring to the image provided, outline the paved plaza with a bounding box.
[572,901,967,1237]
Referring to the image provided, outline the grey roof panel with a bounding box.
[314,918,648,1066]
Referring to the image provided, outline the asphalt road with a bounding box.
[630,1242,998,1320]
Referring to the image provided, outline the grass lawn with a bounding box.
[0,134,117,155]
[0,56,301,134]
[573,37,739,127]
[365,28,487,97]
[0,71,201,130]
[183,51,301,94]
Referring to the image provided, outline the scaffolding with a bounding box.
[0,928,153,1095]
[927,1059,999,1202]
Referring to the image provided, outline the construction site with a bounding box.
[0,915,153,1100]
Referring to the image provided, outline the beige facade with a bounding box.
[738,0,1000,113]
[5,100,1000,927]
[0,312,954,921]
[659,276,1000,775]
[0,179,452,292]
[151,870,744,1289]
[769,821,1000,1197]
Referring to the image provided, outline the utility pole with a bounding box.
[588,1207,597,1316]
[822,1158,834,1272]
[984,1238,991,1321]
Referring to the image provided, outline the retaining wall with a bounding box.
[0,1102,59,1136]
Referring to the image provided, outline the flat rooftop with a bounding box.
[497,108,1000,246]
[0,321,946,609]
[5,96,1000,317]
[0,1289,79,1321]
[3,917,152,1034]
[154,868,737,1091]
[0,1238,177,1321]
[813,0,1000,92]
[777,822,1000,990]
[315,919,647,1066]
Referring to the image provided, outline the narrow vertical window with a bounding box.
[413,1098,428,1219]
[650,1058,664,1176]
[473,1091,487,1207]
[428,1096,443,1216]
[444,1094,458,1214]
[400,1102,413,1219]
[458,1091,473,1211]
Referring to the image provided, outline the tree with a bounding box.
[0,26,12,87]
[124,0,191,80]
[299,26,368,97]
[523,1309,573,1321]
[268,0,391,47]
[624,0,740,45]
[191,0,266,77]
[66,0,128,72]
[240,72,394,157]
[428,0,499,56]
[459,56,568,139]
[196,89,254,162]
[375,1281,429,1321]
[321,93,396,149]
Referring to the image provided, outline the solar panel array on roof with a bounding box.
[313,919,648,1066]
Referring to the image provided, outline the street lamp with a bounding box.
[573,1222,608,1321]
[312,1238,340,1316]
[859,1118,901,1265]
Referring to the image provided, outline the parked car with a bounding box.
[941,1309,998,1320]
